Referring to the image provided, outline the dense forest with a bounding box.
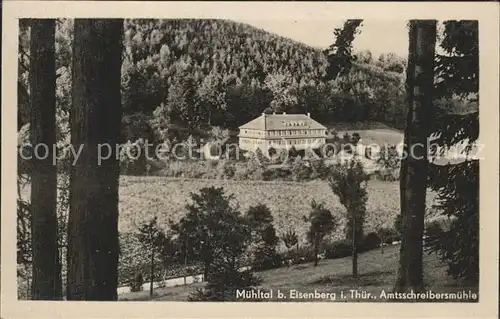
[18,19,408,144]
[16,17,480,302]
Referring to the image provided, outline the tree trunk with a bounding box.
[183,237,188,285]
[149,247,154,298]
[395,20,437,293]
[313,238,319,267]
[203,260,210,282]
[351,214,358,278]
[66,19,123,300]
[29,19,61,300]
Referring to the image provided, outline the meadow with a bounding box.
[118,176,436,246]
[119,244,475,302]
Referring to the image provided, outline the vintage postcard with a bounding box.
[1,1,499,318]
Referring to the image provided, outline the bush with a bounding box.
[310,160,330,180]
[372,168,399,181]
[217,160,236,179]
[286,246,315,265]
[262,167,292,181]
[268,147,277,158]
[394,215,403,236]
[189,269,262,301]
[252,250,282,271]
[131,272,144,292]
[325,240,352,259]
[361,232,381,252]
[291,157,312,181]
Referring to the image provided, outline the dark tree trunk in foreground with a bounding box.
[351,217,358,278]
[67,19,123,300]
[149,247,155,298]
[395,20,437,292]
[313,237,319,267]
[29,19,61,300]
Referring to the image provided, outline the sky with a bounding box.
[238,19,410,59]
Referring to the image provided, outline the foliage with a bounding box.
[169,187,251,281]
[425,20,479,284]
[327,158,370,276]
[19,18,409,141]
[290,156,312,181]
[281,229,299,253]
[174,187,257,301]
[361,232,381,252]
[131,272,144,292]
[136,216,168,295]
[114,177,438,247]
[324,20,364,80]
[119,139,149,175]
[136,216,167,255]
[303,200,337,266]
[426,161,478,282]
[189,269,262,301]
[376,144,400,169]
[245,204,280,271]
[325,240,352,259]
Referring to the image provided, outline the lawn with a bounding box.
[119,244,478,302]
[117,177,435,245]
[336,128,404,147]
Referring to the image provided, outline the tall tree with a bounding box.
[425,20,479,284]
[67,19,123,300]
[324,19,363,81]
[303,200,337,267]
[395,20,437,292]
[327,158,369,277]
[169,187,244,282]
[136,217,167,298]
[29,19,61,300]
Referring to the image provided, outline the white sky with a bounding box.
[238,19,410,59]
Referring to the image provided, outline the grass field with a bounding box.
[118,176,436,246]
[335,128,404,147]
[18,173,436,247]
[119,244,477,302]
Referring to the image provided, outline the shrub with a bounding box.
[268,147,277,158]
[189,269,262,301]
[131,272,144,292]
[217,160,236,179]
[290,246,315,265]
[325,240,351,259]
[310,160,330,180]
[361,232,381,252]
[288,146,299,159]
[303,200,338,266]
[233,161,261,180]
[262,167,292,181]
[291,156,312,181]
[252,248,282,271]
[394,214,403,237]
[246,205,281,271]
[209,142,222,157]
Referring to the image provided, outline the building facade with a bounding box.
[238,112,327,152]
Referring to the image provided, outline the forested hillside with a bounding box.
[18,19,407,142]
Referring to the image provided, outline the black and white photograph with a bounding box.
[2,1,499,318]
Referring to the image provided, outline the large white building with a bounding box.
[238,112,327,152]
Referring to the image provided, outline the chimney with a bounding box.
[307,112,310,117]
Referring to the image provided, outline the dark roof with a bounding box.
[239,113,327,130]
